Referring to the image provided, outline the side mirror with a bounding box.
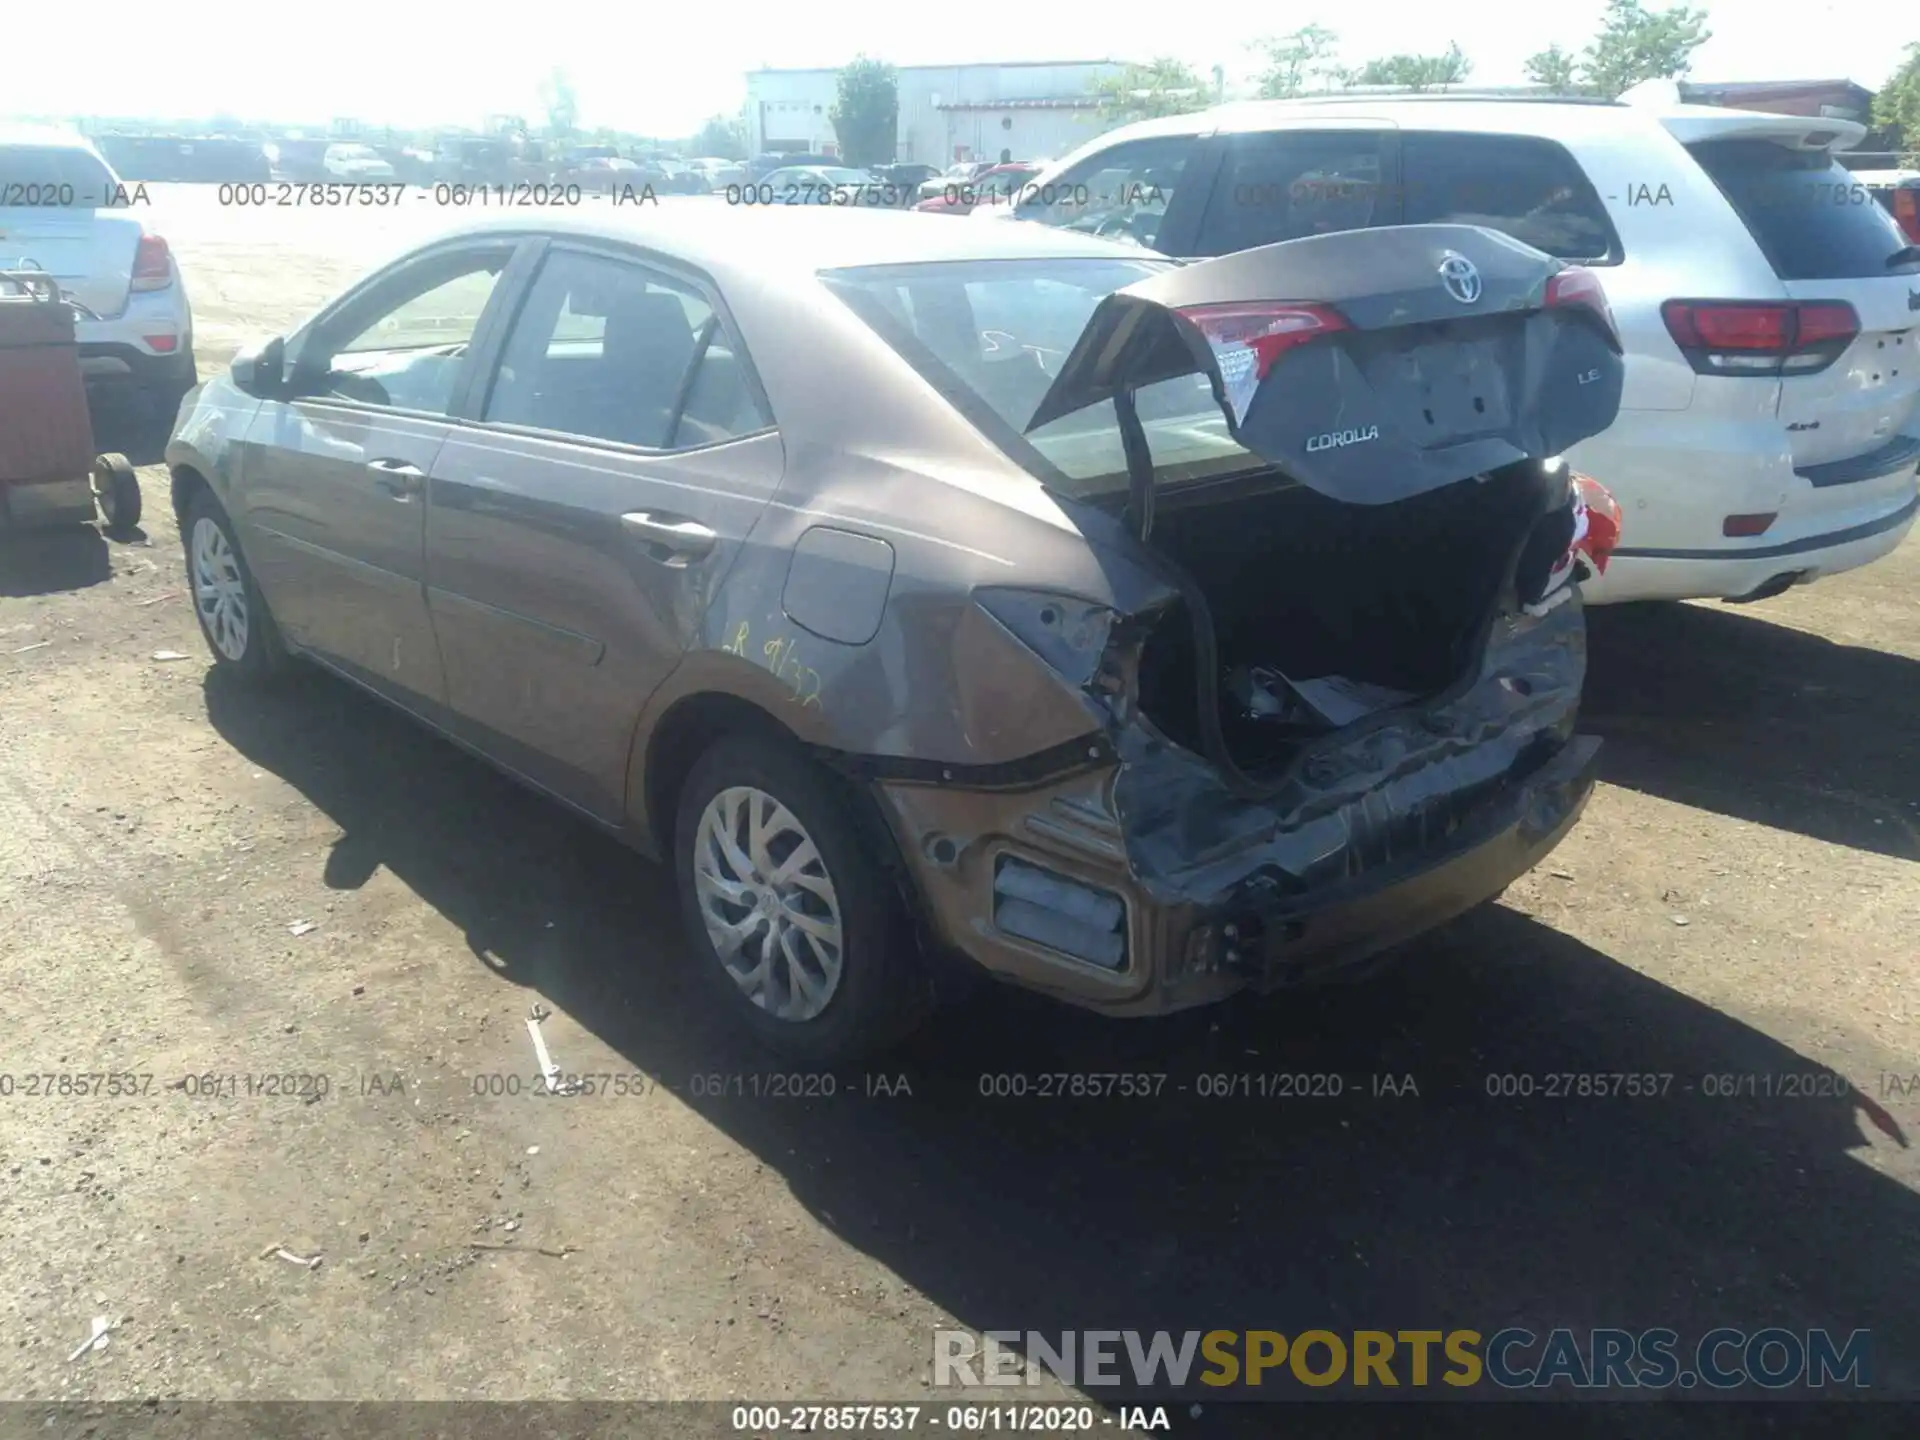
[229,335,286,398]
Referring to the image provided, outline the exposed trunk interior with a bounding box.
[1136,461,1565,774]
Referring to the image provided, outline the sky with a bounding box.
[8,0,1902,137]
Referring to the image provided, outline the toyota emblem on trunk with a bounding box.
[1439,254,1482,304]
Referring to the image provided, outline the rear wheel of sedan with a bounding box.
[673,736,931,1064]
[183,490,287,678]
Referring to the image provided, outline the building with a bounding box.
[1675,79,1876,124]
[744,61,1128,166]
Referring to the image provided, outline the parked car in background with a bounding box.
[165,206,1617,1060]
[322,144,398,183]
[550,145,644,190]
[917,160,996,203]
[872,163,940,204]
[756,165,893,204]
[0,125,195,426]
[375,146,435,185]
[749,152,841,181]
[268,138,333,183]
[915,161,1042,215]
[434,136,513,186]
[94,134,271,184]
[990,95,1920,606]
[652,160,717,196]
[1858,168,1920,243]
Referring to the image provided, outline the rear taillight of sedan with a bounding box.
[1660,298,1858,377]
[131,233,175,293]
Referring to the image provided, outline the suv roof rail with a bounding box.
[1233,88,1624,106]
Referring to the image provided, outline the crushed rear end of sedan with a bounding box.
[826,224,1625,1015]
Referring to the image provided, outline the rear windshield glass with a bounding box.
[824,258,1264,502]
[1688,140,1920,279]
[0,146,118,208]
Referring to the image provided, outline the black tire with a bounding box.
[91,454,142,534]
[672,735,933,1065]
[181,488,289,678]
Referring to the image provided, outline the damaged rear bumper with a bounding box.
[879,732,1597,1014]
[873,604,1599,1015]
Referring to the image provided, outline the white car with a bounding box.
[984,95,1920,605]
[0,124,195,424]
[757,165,890,204]
[321,144,397,183]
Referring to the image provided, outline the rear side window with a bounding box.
[1688,140,1920,280]
[1399,133,1619,263]
[484,249,769,449]
[0,146,118,208]
[1017,136,1198,252]
[1193,130,1388,257]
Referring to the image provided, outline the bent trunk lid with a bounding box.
[1027,223,1624,506]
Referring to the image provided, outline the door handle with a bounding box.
[367,458,425,498]
[621,511,717,564]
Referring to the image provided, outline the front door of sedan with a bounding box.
[235,239,527,708]
[424,241,784,821]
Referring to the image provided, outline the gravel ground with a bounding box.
[1,185,1917,1437]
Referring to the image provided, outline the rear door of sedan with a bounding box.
[425,237,784,822]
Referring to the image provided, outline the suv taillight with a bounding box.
[1544,266,1620,346]
[131,233,174,293]
[1660,299,1859,377]
[1893,188,1920,244]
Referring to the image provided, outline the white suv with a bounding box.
[0,125,196,426]
[982,96,1920,605]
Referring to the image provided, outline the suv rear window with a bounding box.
[0,146,118,208]
[825,258,1259,502]
[1688,139,1920,280]
[1399,133,1619,263]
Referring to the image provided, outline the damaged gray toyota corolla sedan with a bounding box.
[166,206,1625,1062]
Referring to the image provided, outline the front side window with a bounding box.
[1017,136,1199,251]
[1399,133,1619,264]
[1194,130,1388,257]
[305,249,511,414]
[484,249,769,449]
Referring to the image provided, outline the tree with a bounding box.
[691,114,747,160]
[1351,43,1471,91]
[1579,0,1711,100]
[1524,43,1581,94]
[538,68,578,137]
[1090,57,1210,124]
[1873,42,1920,162]
[1254,25,1347,99]
[830,57,899,167]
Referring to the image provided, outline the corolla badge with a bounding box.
[1306,425,1380,453]
[1439,253,1482,304]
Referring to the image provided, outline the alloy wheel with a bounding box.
[191,516,250,662]
[691,785,845,1022]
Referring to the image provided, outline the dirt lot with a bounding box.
[3,185,1919,1434]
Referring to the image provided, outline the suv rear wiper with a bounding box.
[1887,245,1920,269]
